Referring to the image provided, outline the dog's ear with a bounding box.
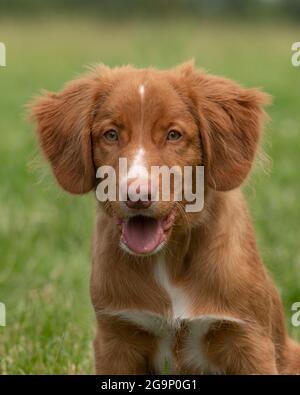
[30,76,99,194]
[179,65,270,191]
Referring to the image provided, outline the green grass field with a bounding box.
[0,15,300,374]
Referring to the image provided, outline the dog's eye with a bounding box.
[167,130,182,141]
[104,129,119,142]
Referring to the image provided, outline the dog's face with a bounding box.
[31,63,269,256]
[91,68,201,255]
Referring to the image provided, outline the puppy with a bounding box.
[31,63,300,374]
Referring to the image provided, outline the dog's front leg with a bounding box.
[93,318,154,375]
[204,322,278,374]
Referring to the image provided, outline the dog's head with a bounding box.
[31,63,269,256]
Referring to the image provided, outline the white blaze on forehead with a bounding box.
[119,148,148,202]
[137,84,146,143]
[138,84,145,99]
[132,147,145,166]
[127,147,148,179]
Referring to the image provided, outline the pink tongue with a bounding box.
[122,216,164,254]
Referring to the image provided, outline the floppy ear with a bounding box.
[30,76,98,194]
[182,66,270,191]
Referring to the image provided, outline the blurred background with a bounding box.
[0,0,299,374]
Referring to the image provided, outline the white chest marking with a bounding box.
[152,257,188,372]
[154,256,190,319]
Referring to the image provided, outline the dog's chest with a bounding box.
[151,258,210,373]
[104,258,242,374]
[113,258,226,374]
[154,258,233,373]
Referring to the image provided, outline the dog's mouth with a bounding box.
[118,210,176,255]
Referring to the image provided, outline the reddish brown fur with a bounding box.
[30,63,300,374]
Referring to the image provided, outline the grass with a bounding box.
[0,15,300,374]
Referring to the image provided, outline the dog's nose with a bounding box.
[126,199,152,209]
[125,178,153,209]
